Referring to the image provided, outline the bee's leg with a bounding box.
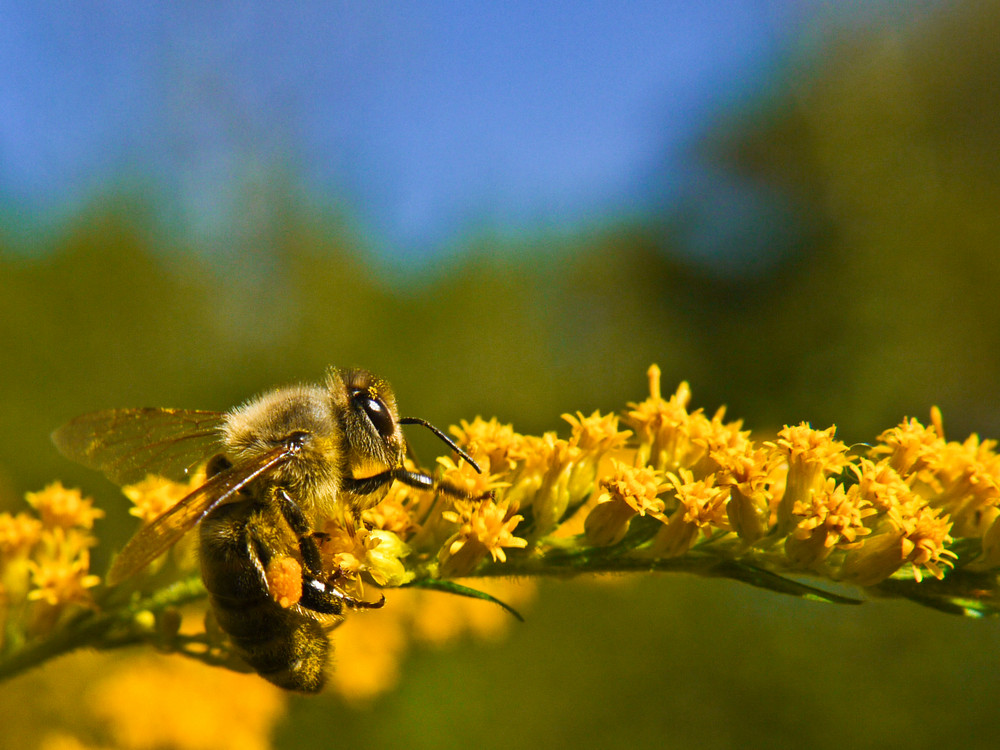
[274,487,324,577]
[343,467,434,495]
[343,512,359,539]
[254,537,383,615]
[301,578,385,613]
[344,468,490,501]
[272,488,386,614]
[341,469,431,538]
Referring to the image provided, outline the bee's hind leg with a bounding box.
[274,487,326,576]
[299,576,385,614]
[274,488,386,613]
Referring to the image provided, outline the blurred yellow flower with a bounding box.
[26,483,104,531]
[122,474,201,524]
[89,654,286,750]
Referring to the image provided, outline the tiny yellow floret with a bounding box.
[439,498,527,576]
[584,460,666,546]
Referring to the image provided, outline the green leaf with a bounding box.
[402,578,524,621]
[709,560,865,606]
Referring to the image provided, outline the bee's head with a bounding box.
[330,367,482,479]
[329,368,406,475]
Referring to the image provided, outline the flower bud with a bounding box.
[836,530,907,586]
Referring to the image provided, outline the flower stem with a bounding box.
[0,576,205,683]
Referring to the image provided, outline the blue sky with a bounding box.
[0,2,839,261]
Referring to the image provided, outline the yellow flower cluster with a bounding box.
[226,362,987,607]
[9,363,999,716]
[439,495,526,575]
[0,483,103,646]
[442,365,980,590]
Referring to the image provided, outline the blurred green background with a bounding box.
[4,2,1000,748]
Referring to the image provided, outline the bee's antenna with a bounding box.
[400,417,482,474]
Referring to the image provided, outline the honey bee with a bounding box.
[52,367,480,692]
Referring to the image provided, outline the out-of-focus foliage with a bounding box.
[0,205,701,523]
[703,0,1000,440]
[4,2,1000,749]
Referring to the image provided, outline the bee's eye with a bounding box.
[353,392,395,439]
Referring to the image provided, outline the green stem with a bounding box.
[0,576,206,684]
[444,547,866,606]
[9,536,993,685]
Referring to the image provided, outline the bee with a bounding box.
[52,367,480,692]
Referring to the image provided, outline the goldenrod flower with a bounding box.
[770,423,850,535]
[439,497,526,576]
[714,446,779,546]
[836,528,911,586]
[362,482,419,538]
[451,416,523,473]
[516,432,580,535]
[892,504,957,582]
[8,365,1000,701]
[563,410,633,509]
[316,523,413,589]
[328,579,536,704]
[584,459,667,546]
[121,474,200,524]
[361,530,413,587]
[436,454,509,499]
[564,410,633,454]
[25,483,104,530]
[325,603,408,704]
[687,407,752,478]
[317,523,362,577]
[89,655,286,750]
[854,458,915,513]
[2,498,102,644]
[919,435,1000,537]
[27,528,101,606]
[0,512,43,559]
[871,416,943,476]
[650,469,729,557]
[624,372,705,473]
[38,733,110,750]
[784,479,875,569]
[838,504,956,585]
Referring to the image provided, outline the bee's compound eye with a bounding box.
[353,392,395,439]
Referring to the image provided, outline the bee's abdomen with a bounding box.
[209,591,329,693]
[200,504,330,693]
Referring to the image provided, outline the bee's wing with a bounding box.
[52,408,227,485]
[106,443,296,585]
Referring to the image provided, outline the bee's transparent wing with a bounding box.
[52,408,226,485]
[106,443,296,585]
